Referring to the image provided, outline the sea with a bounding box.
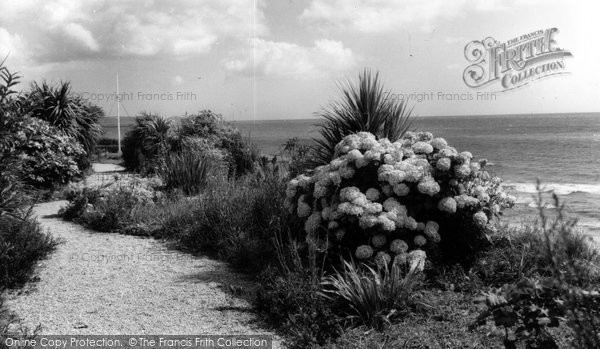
[101,113,600,236]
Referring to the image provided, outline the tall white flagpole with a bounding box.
[117,73,122,156]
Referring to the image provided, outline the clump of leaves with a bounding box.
[320,260,425,331]
[472,278,566,348]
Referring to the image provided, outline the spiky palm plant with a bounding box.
[320,260,423,330]
[312,69,413,165]
[122,112,171,172]
[22,81,103,155]
[160,150,215,195]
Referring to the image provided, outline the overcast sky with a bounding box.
[1,0,599,120]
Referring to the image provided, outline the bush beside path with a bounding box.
[3,171,281,346]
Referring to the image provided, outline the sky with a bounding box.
[1,0,599,121]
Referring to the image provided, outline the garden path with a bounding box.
[3,168,282,347]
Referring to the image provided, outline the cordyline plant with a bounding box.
[20,80,103,155]
[311,68,413,166]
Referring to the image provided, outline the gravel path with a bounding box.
[3,200,282,346]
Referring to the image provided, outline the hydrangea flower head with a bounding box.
[347,149,363,162]
[454,164,471,178]
[417,178,440,196]
[430,137,448,150]
[390,239,409,254]
[359,215,378,229]
[337,202,364,216]
[364,202,383,215]
[473,211,488,226]
[394,253,408,266]
[355,245,374,260]
[414,234,427,247]
[424,221,441,243]
[393,183,410,196]
[405,216,418,230]
[438,197,457,214]
[340,186,362,202]
[375,251,391,267]
[436,157,451,171]
[377,214,396,231]
[365,188,381,201]
[412,141,434,154]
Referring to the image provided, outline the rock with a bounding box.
[73,321,88,329]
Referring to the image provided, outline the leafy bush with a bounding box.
[60,175,164,232]
[0,214,59,289]
[320,260,424,330]
[473,189,600,349]
[159,150,217,195]
[16,117,86,188]
[280,137,313,177]
[1,62,87,188]
[285,131,515,270]
[122,113,171,173]
[175,110,257,177]
[312,69,413,165]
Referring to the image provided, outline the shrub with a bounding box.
[176,110,257,177]
[471,222,598,287]
[312,69,413,166]
[320,260,424,330]
[122,113,171,173]
[280,137,313,177]
[159,150,217,195]
[1,63,86,188]
[0,214,60,289]
[60,175,164,232]
[473,188,600,349]
[20,80,103,157]
[16,117,86,188]
[285,131,515,271]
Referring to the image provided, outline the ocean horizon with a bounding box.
[101,112,600,236]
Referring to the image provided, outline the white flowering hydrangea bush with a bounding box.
[285,131,515,269]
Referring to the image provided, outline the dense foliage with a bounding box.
[1,63,102,189]
[8,116,85,187]
[60,171,288,272]
[20,81,103,157]
[122,110,257,182]
[473,192,600,349]
[0,61,60,291]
